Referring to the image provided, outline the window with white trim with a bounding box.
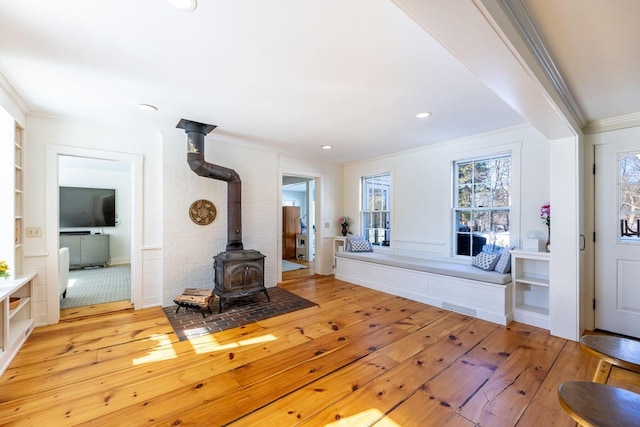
[453,154,511,256]
[361,172,391,247]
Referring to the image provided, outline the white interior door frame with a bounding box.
[594,140,640,338]
[278,169,323,280]
[45,145,143,324]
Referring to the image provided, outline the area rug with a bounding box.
[282,259,308,272]
[163,287,317,341]
[61,264,131,309]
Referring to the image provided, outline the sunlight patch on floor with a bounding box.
[189,333,277,354]
[324,409,400,427]
[132,334,177,365]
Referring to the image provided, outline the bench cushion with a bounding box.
[335,251,511,285]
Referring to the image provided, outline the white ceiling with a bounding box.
[521,0,640,123]
[0,1,638,163]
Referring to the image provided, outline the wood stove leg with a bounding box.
[218,297,224,313]
[264,288,270,302]
[175,306,181,314]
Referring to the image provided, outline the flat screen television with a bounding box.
[59,186,116,227]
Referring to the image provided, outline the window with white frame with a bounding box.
[453,154,511,256]
[361,172,391,247]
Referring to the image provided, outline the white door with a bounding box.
[595,142,640,338]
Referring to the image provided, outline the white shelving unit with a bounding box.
[295,233,307,260]
[332,236,347,269]
[14,124,24,276]
[0,272,36,376]
[510,249,550,329]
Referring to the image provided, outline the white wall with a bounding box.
[23,115,163,323]
[283,190,306,211]
[278,154,343,275]
[343,125,550,259]
[549,135,581,341]
[162,131,343,305]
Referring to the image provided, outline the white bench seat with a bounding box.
[336,251,511,285]
[335,251,513,325]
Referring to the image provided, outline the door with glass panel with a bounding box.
[595,142,640,338]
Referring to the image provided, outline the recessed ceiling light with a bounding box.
[167,0,197,12]
[321,145,333,150]
[138,104,158,111]
[416,112,432,119]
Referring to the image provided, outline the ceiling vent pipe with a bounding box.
[177,119,243,251]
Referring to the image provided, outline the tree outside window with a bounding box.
[454,155,511,256]
[361,172,391,246]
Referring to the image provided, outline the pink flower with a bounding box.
[338,216,351,227]
[540,204,550,226]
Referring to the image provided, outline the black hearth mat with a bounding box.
[163,287,317,341]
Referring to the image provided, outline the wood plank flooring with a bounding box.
[1,275,638,426]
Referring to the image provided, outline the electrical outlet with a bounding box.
[324,222,330,228]
[26,227,42,238]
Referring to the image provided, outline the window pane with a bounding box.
[620,153,640,242]
[473,211,490,233]
[492,182,510,207]
[474,160,491,183]
[492,210,510,247]
[458,163,473,184]
[458,184,472,207]
[473,183,491,208]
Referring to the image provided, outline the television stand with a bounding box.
[60,231,91,235]
[59,234,109,268]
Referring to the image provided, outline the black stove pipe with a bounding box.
[177,119,243,251]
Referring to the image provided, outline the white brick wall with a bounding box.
[162,131,279,306]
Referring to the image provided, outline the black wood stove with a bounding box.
[177,119,268,313]
[213,249,269,313]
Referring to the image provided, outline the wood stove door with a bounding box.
[226,260,264,292]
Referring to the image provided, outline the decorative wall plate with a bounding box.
[189,199,217,225]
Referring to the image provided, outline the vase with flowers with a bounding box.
[540,204,551,252]
[338,216,351,236]
[0,259,9,280]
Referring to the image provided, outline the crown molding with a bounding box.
[0,70,29,114]
[498,0,586,128]
[582,112,640,135]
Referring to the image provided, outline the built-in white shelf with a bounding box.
[0,272,36,376]
[510,249,550,330]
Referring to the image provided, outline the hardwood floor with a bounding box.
[1,275,638,426]
[282,259,315,280]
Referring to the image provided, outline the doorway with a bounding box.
[45,145,143,325]
[58,155,132,310]
[282,176,316,279]
[594,141,640,338]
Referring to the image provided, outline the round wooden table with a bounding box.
[558,382,640,427]
[580,335,640,383]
